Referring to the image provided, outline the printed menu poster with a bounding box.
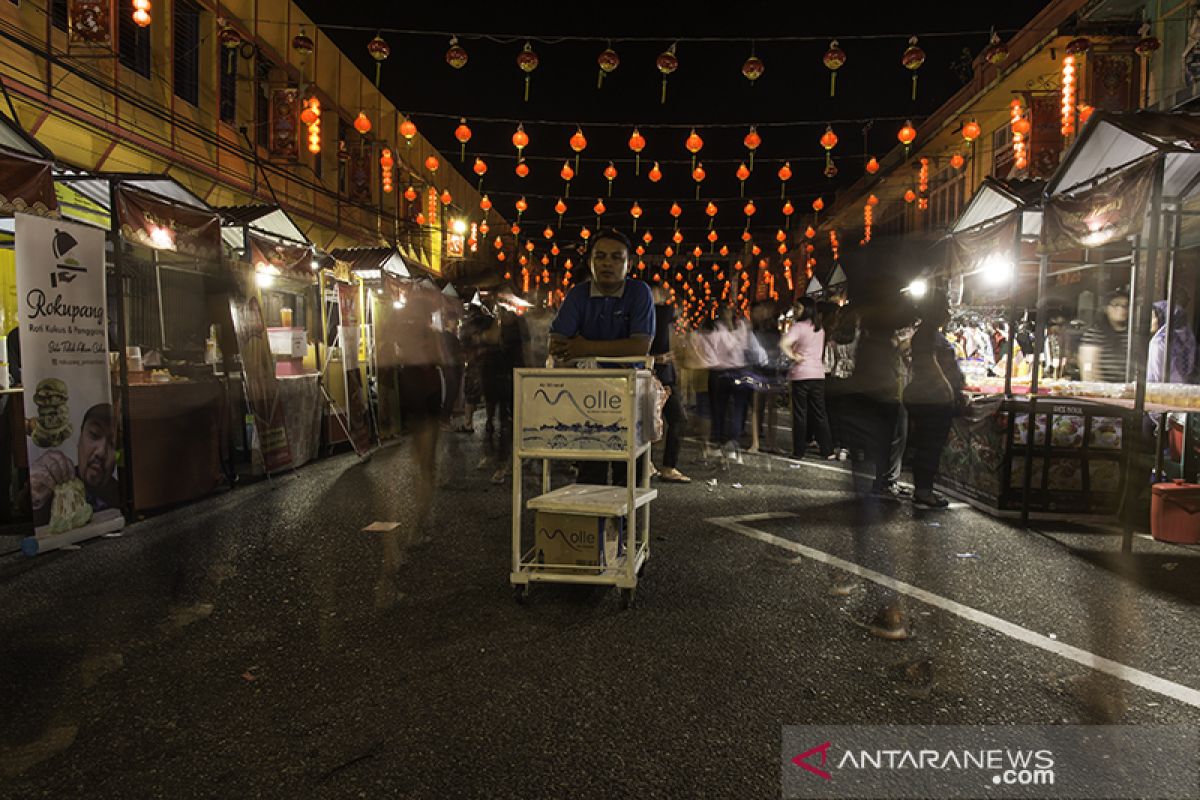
[337,282,371,456]
[14,213,125,545]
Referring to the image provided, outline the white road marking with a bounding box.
[709,512,1200,710]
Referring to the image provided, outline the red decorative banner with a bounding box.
[68,0,113,47]
[114,185,221,261]
[0,152,57,217]
[248,232,312,275]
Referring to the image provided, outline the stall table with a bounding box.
[128,380,224,511]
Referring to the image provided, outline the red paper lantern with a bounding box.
[446,36,468,69]
[404,186,418,202]
[656,44,678,104]
[543,226,554,240]
[904,189,916,203]
[736,163,750,183]
[648,162,662,183]
[367,34,390,86]
[440,189,452,206]
[631,202,643,219]
[950,152,965,170]
[867,193,879,206]
[580,227,592,241]
[742,55,765,83]
[597,47,620,88]
[380,148,393,193]
[555,199,567,216]
[707,230,718,243]
[292,27,314,56]
[901,36,925,101]
[604,162,618,182]
[865,157,880,175]
[629,128,646,173]
[962,119,982,142]
[400,118,416,144]
[705,202,718,218]
[983,32,1009,66]
[479,194,492,211]
[473,158,488,177]
[670,202,683,220]
[804,225,815,239]
[570,128,588,154]
[685,129,704,165]
[743,200,756,217]
[823,39,846,96]
[454,118,472,160]
[515,162,530,178]
[897,120,916,148]
[778,162,793,182]
[511,124,529,154]
[132,0,151,28]
[516,41,539,101]
[692,164,706,183]
[425,155,439,173]
[299,98,317,126]
[415,212,426,225]
[593,199,606,216]
[354,111,372,135]
[812,198,824,212]
[783,201,795,217]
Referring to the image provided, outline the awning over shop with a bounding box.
[950,177,1043,240]
[0,112,57,217]
[330,247,410,280]
[54,171,221,259]
[1046,112,1200,199]
[218,204,311,251]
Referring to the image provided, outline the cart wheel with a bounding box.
[619,587,636,610]
[513,584,529,605]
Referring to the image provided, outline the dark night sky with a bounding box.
[295,2,1052,248]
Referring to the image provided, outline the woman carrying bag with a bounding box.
[781,297,835,461]
[903,291,964,508]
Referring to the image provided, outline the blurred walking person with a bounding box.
[903,291,963,508]
[651,284,690,482]
[704,303,764,466]
[781,297,835,461]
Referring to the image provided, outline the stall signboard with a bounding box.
[14,214,125,546]
[337,282,371,456]
[1042,155,1156,254]
[115,185,221,262]
[228,266,292,472]
[518,371,651,455]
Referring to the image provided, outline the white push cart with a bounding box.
[510,359,656,608]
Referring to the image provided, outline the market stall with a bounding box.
[331,246,408,442]
[220,204,322,469]
[943,112,1200,544]
[52,172,230,512]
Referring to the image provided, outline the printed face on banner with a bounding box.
[14,214,124,538]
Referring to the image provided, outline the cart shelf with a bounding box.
[526,484,658,517]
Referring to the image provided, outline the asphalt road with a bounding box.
[1,430,1198,799]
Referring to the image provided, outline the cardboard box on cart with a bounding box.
[534,512,623,573]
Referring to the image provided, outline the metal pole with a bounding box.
[1021,249,1050,528]
[1153,207,1182,481]
[1004,213,1022,398]
[109,179,136,516]
[1125,155,1165,553]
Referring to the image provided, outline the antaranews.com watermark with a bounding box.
[782,726,1198,798]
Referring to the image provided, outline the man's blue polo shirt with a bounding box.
[549,279,655,342]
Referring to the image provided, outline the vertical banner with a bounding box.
[268,87,300,163]
[228,266,292,472]
[14,214,125,551]
[337,282,372,455]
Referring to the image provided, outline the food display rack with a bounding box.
[939,395,1133,520]
[509,361,655,608]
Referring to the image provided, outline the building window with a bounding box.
[218,53,237,124]
[50,0,67,31]
[173,0,201,106]
[255,55,271,149]
[118,6,151,77]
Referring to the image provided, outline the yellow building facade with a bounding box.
[0,0,487,268]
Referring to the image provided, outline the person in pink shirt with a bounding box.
[781,297,835,460]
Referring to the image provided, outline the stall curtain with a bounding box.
[248,231,312,275]
[1041,155,1157,254]
[0,151,57,217]
[951,210,1019,275]
[115,185,221,262]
